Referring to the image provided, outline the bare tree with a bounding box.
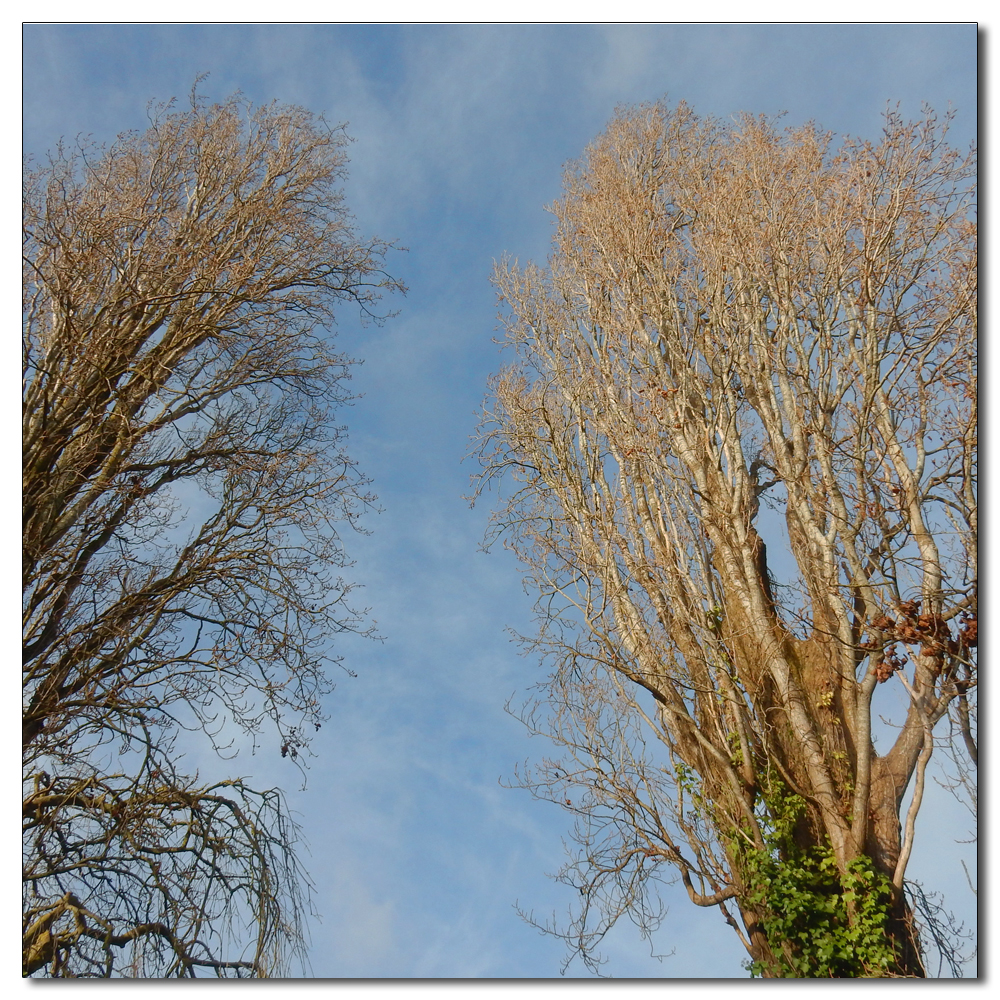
[475,102,976,977]
[23,88,402,977]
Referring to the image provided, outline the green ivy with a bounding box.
[738,785,898,978]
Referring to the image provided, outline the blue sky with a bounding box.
[21,22,978,982]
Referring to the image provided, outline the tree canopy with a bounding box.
[23,89,401,977]
[475,102,976,977]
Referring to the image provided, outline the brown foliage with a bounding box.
[23,88,402,976]
[475,102,975,976]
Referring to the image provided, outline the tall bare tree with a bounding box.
[23,88,402,977]
[475,102,976,977]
